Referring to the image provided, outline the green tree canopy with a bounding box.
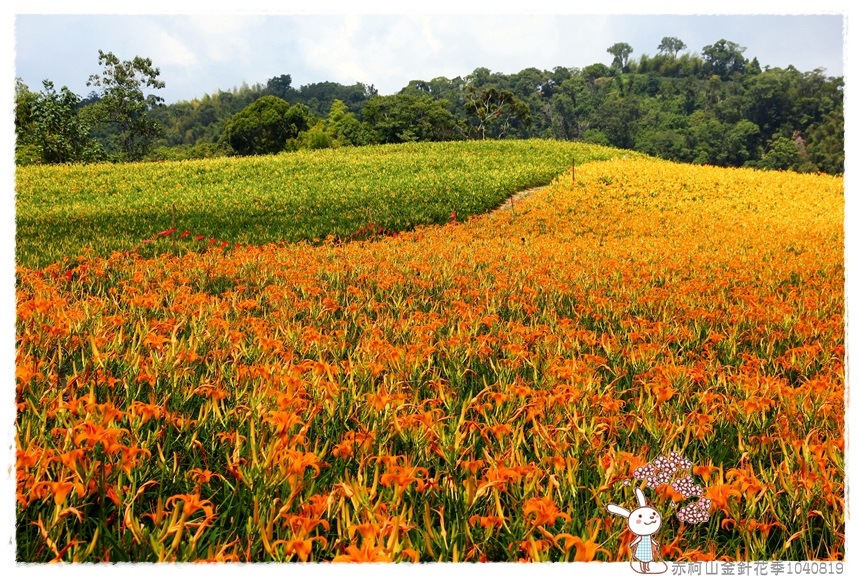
[29,80,101,164]
[15,79,38,138]
[28,40,838,176]
[607,42,634,71]
[86,50,165,161]
[657,37,687,58]
[266,74,295,100]
[220,95,314,155]
[325,99,369,146]
[362,93,461,144]
[756,134,812,172]
[593,94,641,149]
[701,40,747,79]
[806,111,844,174]
[463,86,532,140]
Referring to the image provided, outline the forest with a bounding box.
[14,38,844,174]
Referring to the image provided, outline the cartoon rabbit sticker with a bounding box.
[607,487,667,574]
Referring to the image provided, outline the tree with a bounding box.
[463,86,532,140]
[549,76,595,139]
[266,74,295,100]
[86,50,165,161]
[756,134,812,172]
[547,92,576,139]
[325,99,368,146]
[291,99,372,150]
[29,80,101,164]
[15,79,40,164]
[607,42,634,72]
[15,79,38,138]
[747,57,762,75]
[361,93,461,144]
[701,40,747,80]
[465,67,495,87]
[583,63,612,81]
[295,120,334,150]
[220,96,314,155]
[806,111,844,174]
[635,127,691,163]
[291,81,377,116]
[725,120,761,165]
[657,37,686,59]
[744,69,790,135]
[593,94,641,150]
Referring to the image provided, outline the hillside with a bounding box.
[15,140,634,269]
[15,155,844,562]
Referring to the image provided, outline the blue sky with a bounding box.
[11,6,846,105]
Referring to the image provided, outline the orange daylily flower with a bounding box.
[469,515,505,530]
[298,493,331,518]
[522,496,571,527]
[36,479,86,506]
[704,483,742,513]
[459,458,485,475]
[165,493,215,518]
[347,522,380,542]
[555,533,611,561]
[693,464,719,483]
[518,538,552,561]
[380,465,428,492]
[264,410,304,434]
[189,468,221,486]
[333,539,393,563]
[652,384,676,404]
[331,431,375,458]
[15,153,845,562]
[281,514,330,536]
[117,446,151,474]
[274,536,328,561]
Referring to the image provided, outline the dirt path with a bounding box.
[491,185,547,213]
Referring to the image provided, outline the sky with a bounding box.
[0,1,856,575]
[10,7,847,105]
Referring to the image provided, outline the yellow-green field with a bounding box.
[15,148,843,562]
[15,140,633,269]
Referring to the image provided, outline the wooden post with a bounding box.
[572,158,575,185]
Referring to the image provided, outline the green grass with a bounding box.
[15,139,637,269]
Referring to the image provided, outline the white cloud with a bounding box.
[150,26,198,67]
[294,16,367,83]
[10,12,847,103]
[294,16,442,90]
[418,17,443,55]
[292,15,575,93]
[184,15,266,63]
[468,15,559,61]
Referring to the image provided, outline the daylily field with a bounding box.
[15,141,844,562]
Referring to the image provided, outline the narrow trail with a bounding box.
[491,185,547,214]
